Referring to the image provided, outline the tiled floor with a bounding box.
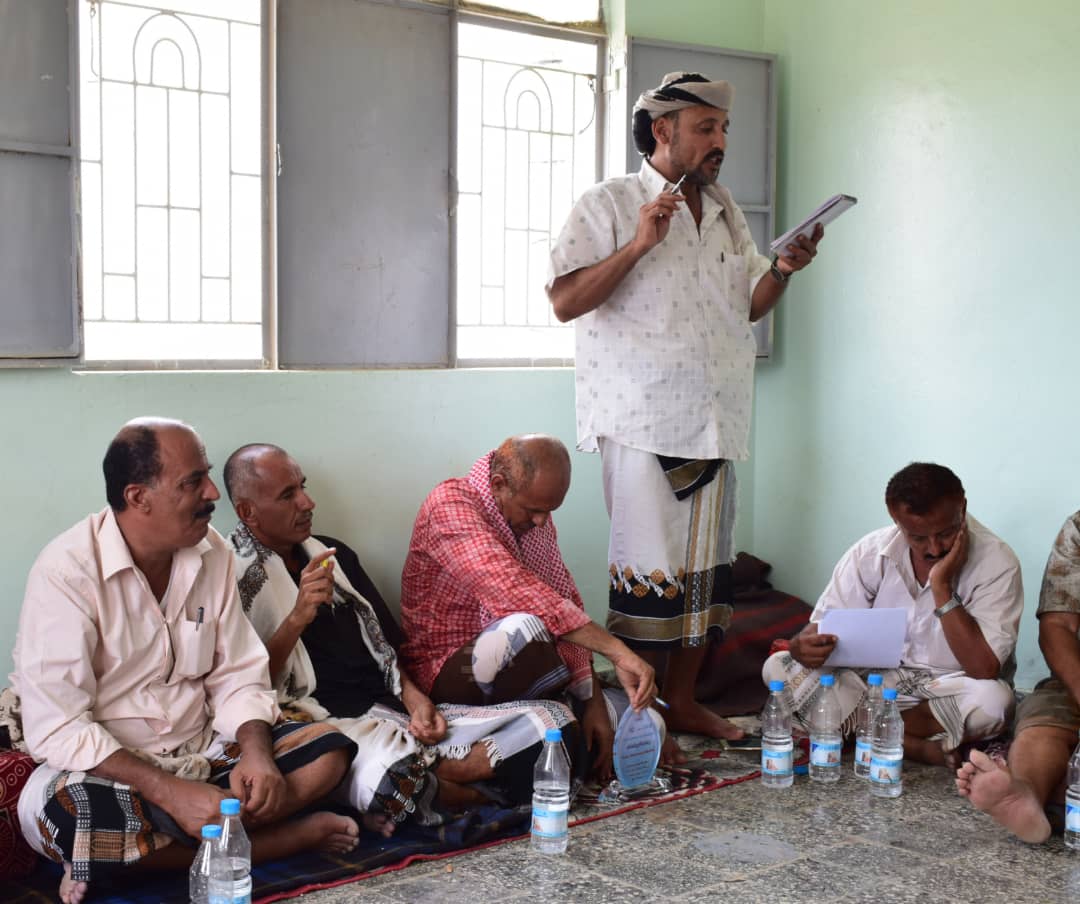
[294,762,1080,903]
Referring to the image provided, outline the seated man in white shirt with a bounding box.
[762,462,1023,766]
[12,418,358,904]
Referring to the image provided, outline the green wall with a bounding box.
[752,0,1080,689]
[0,369,614,680]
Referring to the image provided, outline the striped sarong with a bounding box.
[601,439,736,649]
[20,720,355,883]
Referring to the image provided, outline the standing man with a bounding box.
[547,71,823,737]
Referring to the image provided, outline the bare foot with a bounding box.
[956,749,1051,844]
[662,700,745,740]
[660,734,688,767]
[362,812,397,839]
[903,733,947,766]
[295,811,362,854]
[60,863,89,904]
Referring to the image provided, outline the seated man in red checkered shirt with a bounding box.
[399,435,660,780]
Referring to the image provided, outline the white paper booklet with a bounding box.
[770,193,857,254]
[819,607,906,668]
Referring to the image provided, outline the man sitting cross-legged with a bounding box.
[763,462,1023,767]
[13,418,358,904]
[957,510,1080,842]
[224,443,578,827]
[399,435,669,780]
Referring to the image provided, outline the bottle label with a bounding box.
[762,747,793,776]
[810,739,841,767]
[1067,798,1080,833]
[869,753,902,785]
[855,738,872,768]
[531,804,569,839]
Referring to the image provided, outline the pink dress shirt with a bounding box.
[12,508,278,771]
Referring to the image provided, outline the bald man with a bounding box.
[399,436,661,781]
[12,419,357,904]
[224,442,578,822]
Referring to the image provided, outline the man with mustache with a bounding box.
[546,71,824,739]
[762,462,1024,766]
[12,418,358,904]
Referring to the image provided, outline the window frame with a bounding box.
[449,7,605,369]
[73,0,277,372]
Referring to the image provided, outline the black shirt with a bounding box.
[287,535,406,719]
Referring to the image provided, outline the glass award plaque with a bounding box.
[598,706,670,803]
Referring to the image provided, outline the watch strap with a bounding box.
[769,257,790,284]
[934,593,964,619]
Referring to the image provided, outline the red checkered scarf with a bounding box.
[467,453,593,697]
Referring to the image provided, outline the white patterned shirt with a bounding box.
[548,159,772,459]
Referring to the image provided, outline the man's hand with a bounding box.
[788,622,838,669]
[402,684,448,746]
[610,650,657,711]
[775,222,824,275]
[167,778,230,839]
[229,748,288,826]
[289,548,337,629]
[632,191,683,255]
[929,522,969,596]
[581,694,615,784]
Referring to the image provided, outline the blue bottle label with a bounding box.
[810,740,841,767]
[1067,799,1080,833]
[869,753,902,785]
[531,805,568,838]
[762,747,793,776]
[855,739,872,767]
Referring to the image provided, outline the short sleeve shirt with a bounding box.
[548,159,771,460]
[1037,511,1080,620]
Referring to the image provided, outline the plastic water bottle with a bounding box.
[1065,730,1080,850]
[854,673,884,778]
[209,798,252,904]
[530,727,571,854]
[761,679,794,788]
[189,824,222,904]
[809,673,842,783]
[869,688,904,798]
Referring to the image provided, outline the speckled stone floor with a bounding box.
[292,762,1080,903]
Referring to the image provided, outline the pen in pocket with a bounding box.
[196,606,204,631]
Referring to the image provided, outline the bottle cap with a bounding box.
[820,674,835,687]
[883,688,898,701]
[201,825,223,839]
[220,798,242,816]
[544,728,563,743]
[867,673,883,686]
[768,680,785,692]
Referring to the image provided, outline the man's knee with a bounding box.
[761,651,791,686]
[472,613,555,685]
[964,679,1016,740]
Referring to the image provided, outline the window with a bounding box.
[79,0,265,364]
[454,19,601,364]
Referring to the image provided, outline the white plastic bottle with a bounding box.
[869,687,904,798]
[189,824,222,904]
[854,673,884,778]
[1065,730,1080,850]
[209,798,252,904]
[761,679,794,788]
[530,727,571,854]
[809,673,842,783]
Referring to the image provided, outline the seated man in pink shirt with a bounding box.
[12,418,357,904]
[399,434,661,779]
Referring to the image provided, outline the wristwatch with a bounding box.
[769,257,790,284]
[934,592,964,619]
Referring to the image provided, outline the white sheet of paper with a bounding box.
[819,607,907,668]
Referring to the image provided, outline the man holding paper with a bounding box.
[546,71,823,740]
[763,463,1023,766]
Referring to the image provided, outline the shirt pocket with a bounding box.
[718,253,751,317]
[172,618,217,679]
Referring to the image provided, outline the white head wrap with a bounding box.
[633,71,734,119]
